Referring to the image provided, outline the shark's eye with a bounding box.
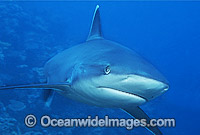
[104,65,111,75]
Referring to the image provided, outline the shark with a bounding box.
[0,5,169,135]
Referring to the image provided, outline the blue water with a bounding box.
[0,1,199,135]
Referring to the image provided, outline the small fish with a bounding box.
[8,100,26,111]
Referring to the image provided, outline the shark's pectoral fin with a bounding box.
[87,5,103,41]
[0,83,71,107]
[122,106,162,135]
[0,83,70,91]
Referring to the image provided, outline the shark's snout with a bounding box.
[94,73,169,102]
[147,81,169,100]
[104,74,170,101]
[125,75,169,101]
[163,83,169,91]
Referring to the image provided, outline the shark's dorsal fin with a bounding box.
[87,5,103,41]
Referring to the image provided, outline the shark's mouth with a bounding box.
[97,86,148,101]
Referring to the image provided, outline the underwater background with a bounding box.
[0,1,199,135]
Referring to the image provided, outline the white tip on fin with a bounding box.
[87,5,103,41]
[96,4,99,9]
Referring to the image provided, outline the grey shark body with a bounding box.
[0,5,169,135]
[47,38,168,107]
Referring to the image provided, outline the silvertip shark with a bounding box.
[0,5,169,135]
